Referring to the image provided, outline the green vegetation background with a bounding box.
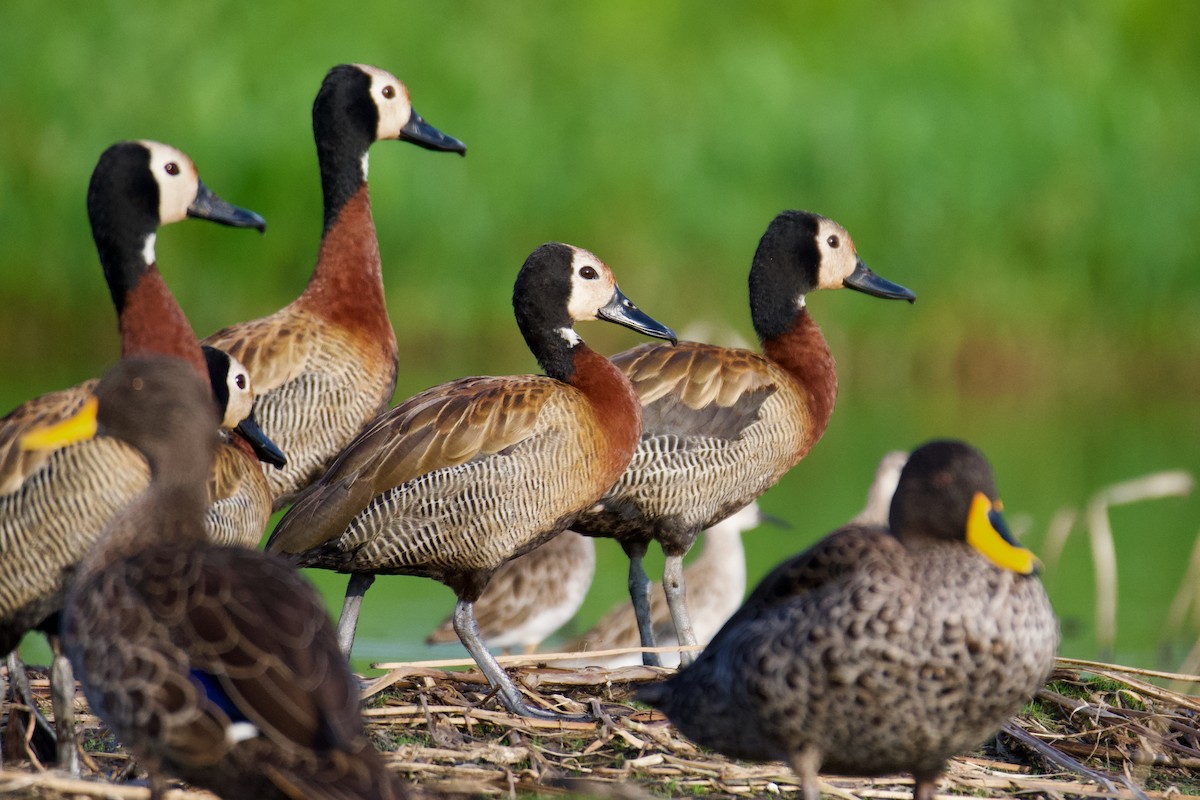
[1,2,1198,667]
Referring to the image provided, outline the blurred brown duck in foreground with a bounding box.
[267,243,676,720]
[640,440,1058,800]
[204,63,466,509]
[572,210,916,666]
[22,356,405,800]
[0,141,278,769]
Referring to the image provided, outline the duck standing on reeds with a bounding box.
[21,356,406,800]
[203,64,466,509]
[267,243,676,720]
[572,210,916,666]
[640,439,1059,800]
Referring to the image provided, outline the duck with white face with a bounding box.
[571,209,916,668]
[268,242,676,721]
[203,64,466,512]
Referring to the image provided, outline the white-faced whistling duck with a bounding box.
[203,63,466,510]
[639,440,1059,800]
[571,210,916,666]
[266,242,676,720]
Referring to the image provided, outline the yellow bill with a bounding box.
[965,491,1040,575]
[19,396,100,452]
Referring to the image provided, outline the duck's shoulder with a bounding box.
[0,379,102,494]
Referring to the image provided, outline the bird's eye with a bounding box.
[580,266,598,280]
[382,85,396,99]
[827,235,840,249]
[235,374,247,391]
[164,162,180,176]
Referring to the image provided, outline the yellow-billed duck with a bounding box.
[204,63,466,510]
[572,210,915,666]
[267,243,676,720]
[639,440,1058,800]
[21,355,405,800]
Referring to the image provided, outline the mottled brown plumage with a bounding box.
[572,210,916,665]
[640,440,1058,800]
[27,356,405,800]
[204,64,466,509]
[268,243,676,719]
[0,141,274,770]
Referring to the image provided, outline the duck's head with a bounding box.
[87,140,265,317]
[889,439,1040,576]
[749,210,914,340]
[88,141,265,286]
[201,346,287,469]
[21,356,219,479]
[513,243,677,378]
[315,64,466,158]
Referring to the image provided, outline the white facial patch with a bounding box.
[139,140,199,225]
[221,354,255,428]
[225,721,260,745]
[814,218,861,290]
[354,64,413,141]
[565,247,617,322]
[141,233,157,267]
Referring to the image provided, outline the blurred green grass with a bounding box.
[2,1,1199,668]
[2,1,1198,402]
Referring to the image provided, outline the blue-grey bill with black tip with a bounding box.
[188,181,267,232]
[400,109,467,155]
[598,286,678,344]
[235,406,287,469]
[844,261,916,303]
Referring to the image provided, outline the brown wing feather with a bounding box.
[204,310,319,395]
[267,375,556,554]
[68,543,401,799]
[614,341,780,440]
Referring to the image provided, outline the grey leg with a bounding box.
[335,573,375,660]
[6,651,56,763]
[789,746,822,800]
[663,553,698,665]
[452,598,589,722]
[623,541,660,667]
[49,641,80,777]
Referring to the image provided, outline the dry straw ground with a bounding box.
[2,650,1199,800]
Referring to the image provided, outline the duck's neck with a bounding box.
[297,183,394,350]
[110,259,207,379]
[761,306,837,459]
[563,343,643,483]
[79,468,211,577]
